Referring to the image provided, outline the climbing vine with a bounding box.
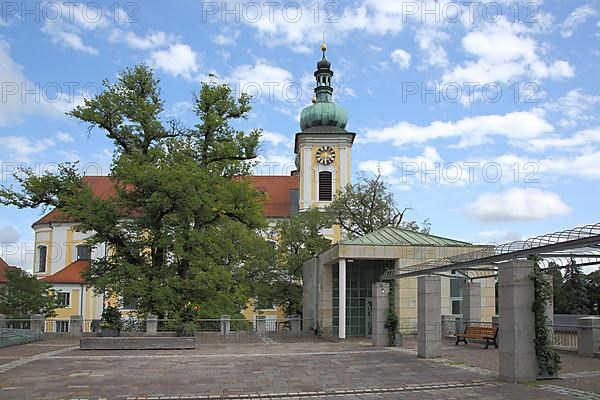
[530,257,561,376]
[385,280,399,346]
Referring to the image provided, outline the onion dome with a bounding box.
[299,42,348,131]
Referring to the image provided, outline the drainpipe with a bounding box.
[80,284,84,316]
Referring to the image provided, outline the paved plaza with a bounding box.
[0,337,599,400]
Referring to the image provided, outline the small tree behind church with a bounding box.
[271,208,332,317]
[0,268,59,318]
[327,172,430,239]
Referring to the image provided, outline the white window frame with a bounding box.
[449,273,464,316]
[57,291,71,308]
[37,245,47,273]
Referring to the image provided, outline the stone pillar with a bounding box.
[220,315,231,335]
[255,315,266,334]
[146,314,158,335]
[338,259,347,339]
[498,259,536,383]
[441,315,456,337]
[70,315,83,337]
[372,282,390,347]
[0,314,6,329]
[30,314,44,335]
[464,281,481,324]
[417,275,441,358]
[577,317,600,357]
[290,315,301,334]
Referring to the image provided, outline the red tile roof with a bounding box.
[40,259,90,284]
[0,257,18,284]
[32,176,119,227]
[33,175,299,226]
[243,175,299,218]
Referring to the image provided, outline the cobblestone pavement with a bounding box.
[401,336,600,395]
[0,337,597,400]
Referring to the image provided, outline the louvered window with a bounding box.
[319,171,333,201]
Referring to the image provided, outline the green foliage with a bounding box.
[176,322,196,337]
[100,305,122,330]
[0,65,271,319]
[326,172,430,238]
[562,259,589,315]
[530,260,561,376]
[586,270,600,315]
[0,268,59,318]
[270,208,332,317]
[385,280,399,346]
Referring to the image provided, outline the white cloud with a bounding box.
[2,136,55,160]
[544,89,600,126]
[261,131,292,148]
[254,153,296,175]
[0,225,20,244]
[538,150,600,179]
[467,188,571,222]
[56,132,74,142]
[0,225,31,270]
[39,1,114,56]
[109,30,175,50]
[149,44,199,79]
[561,4,597,38]
[474,230,523,244]
[415,25,449,69]
[362,111,553,148]
[213,30,240,46]
[0,40,79,126]
[228,0,412,53]
[41,23,99,55]
[390,48,411,69]
[443,19,574,86]
[527,128,600,152]
[227,60,294,102]
[358,160,397,176]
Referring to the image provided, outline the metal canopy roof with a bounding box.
[382,222,600,281]
[343,226,472,247]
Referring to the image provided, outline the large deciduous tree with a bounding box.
[0,65,273,319]
[326,172,430,238]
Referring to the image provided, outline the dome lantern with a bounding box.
[299,42,348,132]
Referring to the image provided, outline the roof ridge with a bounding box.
[343,225,471,247]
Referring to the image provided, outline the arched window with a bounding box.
[37,245,47,273]
[319,171,333,201]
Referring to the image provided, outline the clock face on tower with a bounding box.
[316,146,336,165]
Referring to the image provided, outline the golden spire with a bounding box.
[320,32,327,53]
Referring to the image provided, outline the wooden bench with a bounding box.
[455,326,498,349]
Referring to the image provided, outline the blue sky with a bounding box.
[0,0,599,269]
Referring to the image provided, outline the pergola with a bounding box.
[382,222,600,281]
[377,222,600,383]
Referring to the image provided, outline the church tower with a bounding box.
[295,42,355,242]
